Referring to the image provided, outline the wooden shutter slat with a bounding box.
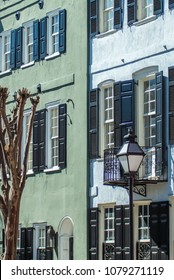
[10,30,16,69]
[115,205,130,260]
[40,17,47,59]
[89,89,99,158]
[114,0,122,30]
[169,67,174,144]
[150,201,169,260]
[26,227,34,260]
[33,20,39,61]
[59,9,66,53]
[33,111,39,173]
[127,0,137,25]
[169,0,174,9]
[90,0,99,36]
[114,82,121,147]
[16,27,23,68]
[59,104,67,169]
[89,208,99,260]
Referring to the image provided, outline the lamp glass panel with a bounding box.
[117,143,128,156]
[128,155,144,172]
[118,155,129,173]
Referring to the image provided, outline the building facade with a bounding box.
[0,0,88,260]
[89,0,174,260]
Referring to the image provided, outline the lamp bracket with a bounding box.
[122,184,146,197]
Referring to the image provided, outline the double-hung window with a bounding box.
[138,0,153,21]
[104,207,115,242]
[103,0,114,32]
[23,21,34,65]
[138,205,150,241]
[46,103,59,169]
[0,30,11,73]
[33,223,46,260]
[47,10,59,56]
[104,85,114,149]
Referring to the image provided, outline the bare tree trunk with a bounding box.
[3,187,21,260]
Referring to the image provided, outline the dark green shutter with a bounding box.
[2,228,5,253]
[33,111,39,173]
[89,208,99,260]
[26,227,33,260]
[120,80,134,143]
[10,30,16,69]
[168,67,174,144]
[155,72,164,177]
[33,20,39,61]
[169,0,174,9]
[150,201,169,260]
[33,110,46,173]
[114,0,122,30]
[127,0,137,25]
[39,110,46,172]
[16,27,22,68]
[40,17,47,59]
[115,205,130,260]
[114,82,121,147]
[89,89,99,158]
[154,0,163,15]
[59,9,66,53]
[59,104,67,169]
[90,0,99,36]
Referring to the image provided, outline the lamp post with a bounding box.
[117,128,145,260]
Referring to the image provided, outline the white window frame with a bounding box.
[104,207,115,243]
[99,81,115,157]
[22,20,34,68]
[45,102,60,172]
[103,0,114,32]
[22,111,33,174]
[138,204,150,242]
[46,9,60,59]
[33,223,46,260]
[0,30,11,74]
[99,0,115,34]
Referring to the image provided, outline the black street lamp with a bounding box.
[117,128,145,260]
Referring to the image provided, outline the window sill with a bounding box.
[0,69,12,76]
[26,170,35,176]
[138,239,150,243]
[96,29,117,39]
[44,166,61,173]
[45,52,60,61]
[21,61,35,69]
[134,15,157,27]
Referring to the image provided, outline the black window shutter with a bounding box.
[16,27,23,68]
[127,0,137,25]
[114,0,122,30]
[90,0,99,36]
[154,0,163,15]
[115,205,130,260]
[10,29,16,69]
[69,237,73,260]
[40,17,47,59]
[59,9,66,53]
[168,67,174,144]
[89,208,99,260]
[39,109,46,172]
[169,0,174,9]
[17,228,26,260]
[33,110,46,173]
[155,71,164,177]
[114,82,121,147]
[26,227,34,260]
[150,201,169,260]
[120,80,134,143]
[33,111,39,173]
[59,104,67,169]
[89,89,99,158]
[33,20,39,61]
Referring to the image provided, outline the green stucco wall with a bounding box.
[0,0,88,259]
